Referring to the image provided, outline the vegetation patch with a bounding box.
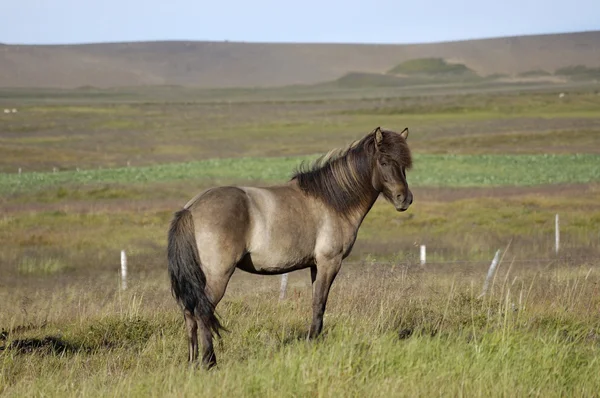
[17,257,70,275]
[333,72,407,88]
[388,58,477,77]
[555,65,600,80]
[2,154,599,195]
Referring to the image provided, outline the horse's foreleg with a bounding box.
[309,258,342,339]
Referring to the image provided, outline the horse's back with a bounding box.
[186,186,250,228]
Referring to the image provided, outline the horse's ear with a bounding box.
[400,127,409,140]
[375,127,383,150]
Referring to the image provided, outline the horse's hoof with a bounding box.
[203,360,217,370]
[202,353,217,370]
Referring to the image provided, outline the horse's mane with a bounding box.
[291,127,412,215]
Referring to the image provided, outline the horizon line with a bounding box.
[1,28,598,47]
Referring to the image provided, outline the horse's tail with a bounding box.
[167,208,223,337]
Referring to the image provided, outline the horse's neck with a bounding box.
[344,188,380,232]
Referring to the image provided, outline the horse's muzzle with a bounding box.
[395,204,410,212]
[394,191,413,212]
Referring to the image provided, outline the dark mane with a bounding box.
[291,127,412,215]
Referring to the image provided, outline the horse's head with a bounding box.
[372,127,413,212]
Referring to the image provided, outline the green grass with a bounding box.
[412,154,600,186]
[1,154,599,195]
[2,264,600,397]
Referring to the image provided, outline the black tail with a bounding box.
[167,208,223,337]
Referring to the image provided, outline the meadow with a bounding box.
[1,83,600,396]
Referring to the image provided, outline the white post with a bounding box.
[121,250,128,290]
[18,167,22,175]
[279,273,288,300]
[555,214,560,255]
[420,245,426,265]
[480,249,501,297]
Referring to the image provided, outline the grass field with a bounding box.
[2,263,600,397]
[1,83,600,396]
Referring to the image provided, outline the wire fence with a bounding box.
[115,211,599,299]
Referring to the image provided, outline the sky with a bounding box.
[1,0,599,45]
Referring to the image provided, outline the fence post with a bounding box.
[279,273,288,300]
[555,214,560,255]
[420,245,426,265]
[121,250,128,290]
[479,249,501,298]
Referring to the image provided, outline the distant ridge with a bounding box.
[1,30,599,88]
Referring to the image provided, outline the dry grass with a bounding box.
[1,89,599,173]
[1,183,599,285]
[1,261,600,397]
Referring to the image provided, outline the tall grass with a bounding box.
[1,262,599,397]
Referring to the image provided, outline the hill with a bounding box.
[0,30,599,88]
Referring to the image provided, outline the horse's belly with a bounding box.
[237,245,315,275]
[241,186,319,274]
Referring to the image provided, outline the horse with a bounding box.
[167,126,413,368]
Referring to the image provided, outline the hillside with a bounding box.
[1,30,599,89]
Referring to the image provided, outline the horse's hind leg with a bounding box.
[198,322,216,368]
[198,271,233,369]
[184,309,198,363]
